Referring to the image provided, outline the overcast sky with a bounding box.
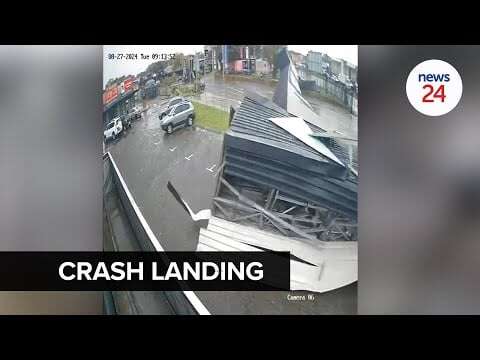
[103,45,358,87]
[288,45,357,65]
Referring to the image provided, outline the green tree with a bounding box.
[146,60,167,74]
[172,53,185,70]
[262,45,286,77]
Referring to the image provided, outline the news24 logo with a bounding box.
[406,59,462,116]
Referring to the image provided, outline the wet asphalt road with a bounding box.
[192,73,275,111]
[105,76,357,314]
[193,73,358,137]
[106,107,223,252]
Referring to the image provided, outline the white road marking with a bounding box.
[169,147,177,152]
[185,154,194,160]
[206,164,217,172]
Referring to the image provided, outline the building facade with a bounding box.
[306,51,357,84]
[103,76,139,124]
[306,51,329,74]
[255,58,272,75]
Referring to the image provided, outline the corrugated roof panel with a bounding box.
[197,216,358,293]
[230,94,340,165]
[225,85,357,221]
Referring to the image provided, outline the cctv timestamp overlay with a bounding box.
[107,53,176,61]
[406,59,463,117]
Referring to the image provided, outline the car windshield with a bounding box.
[170,98,182,106]
[107,122,115,129]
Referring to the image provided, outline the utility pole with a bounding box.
[222,45,225,77]
[223,45,228,77]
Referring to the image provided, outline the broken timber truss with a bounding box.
[212,165,357,242]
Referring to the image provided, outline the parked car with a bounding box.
[160,101,195,134]
[158,96,186,120]
[104,117,123,141]
[129,106,142,120]
[124,106,142,122]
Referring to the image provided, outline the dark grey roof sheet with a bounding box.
[224,93,357,219]
[223,149,357,218]
[229,92,338,166]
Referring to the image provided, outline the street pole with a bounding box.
[223,45,228,78]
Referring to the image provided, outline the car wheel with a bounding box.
[167,124,173,134]
[187,115,193,127]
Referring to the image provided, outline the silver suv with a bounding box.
[159,96,186,120]
[160,101,195,134]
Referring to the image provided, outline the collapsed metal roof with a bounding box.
[271,47,358,173]
[197,216,357,293]
[224,93,357,220]
[273,47,332,131]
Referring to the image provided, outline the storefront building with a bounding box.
[103,76,139,125]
